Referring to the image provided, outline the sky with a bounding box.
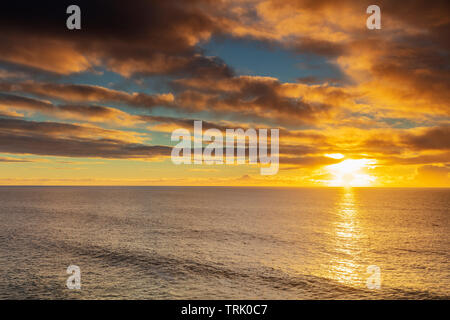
[0,0,448,187]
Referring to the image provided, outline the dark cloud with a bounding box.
[379,152,450,165]
[359,126,450,155]
[0,82,174,110]
[0,0,233,77]
[0,92,136,123]
[172,76,335,124]
[1,78,336,125]
[0,92,53,111]
[0,117,171,159]
[293,37,346,57]
[402,126,450,151]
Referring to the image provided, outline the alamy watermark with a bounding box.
[171,121,279,175]
[366,5,381,30]
[66,5,81,30]
[366,265,381,289]
[66,5,381,31]
[66,265,81,290]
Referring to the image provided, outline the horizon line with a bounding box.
[0,185,448,188]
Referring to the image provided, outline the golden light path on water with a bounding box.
[329,187,364,286]
[321,155,375,286]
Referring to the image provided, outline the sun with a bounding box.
[325,159,376,187]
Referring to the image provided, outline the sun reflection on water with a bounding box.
[329,188,364,286]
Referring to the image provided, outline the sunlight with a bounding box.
[325,159,376,187]
[325,153,345,160]
[329,188,363,286]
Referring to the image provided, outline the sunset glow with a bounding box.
[0,1,447,187]
[326,159,377,187]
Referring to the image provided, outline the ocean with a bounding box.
[0,187,448,299]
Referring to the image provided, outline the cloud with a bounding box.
[414,165,450,187]
[0,0,233,77]
[223,0,450,118]
[353,126,450,155]
[0,117,171,159]
[1,78,347,125]
[0,156,34,163]
[0,0,448,185]
[379,152,450,166]
[172,75,340,124]
[0,82,174,109]
[401,126,450,151]
[1,0,447,123]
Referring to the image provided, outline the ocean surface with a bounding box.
[0,187,448,299]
